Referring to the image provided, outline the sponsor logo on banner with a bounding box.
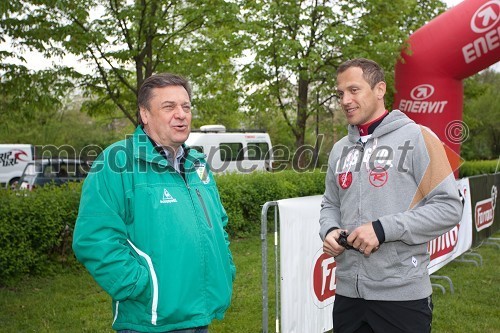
[463,0,500,64]
[474,185,497,231]
[398,84,448,114]
[428,225,459,260]
[311,249,336,308]
[410,84,435,100]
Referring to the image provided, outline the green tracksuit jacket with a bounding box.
[73,126,235,332]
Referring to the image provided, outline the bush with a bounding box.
[459,160,499,177]
[216,170,326,236]
[0,183,81,284]
[0,170,325,283]
[3,160,498,283]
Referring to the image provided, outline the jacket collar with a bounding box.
[132,126,205,168]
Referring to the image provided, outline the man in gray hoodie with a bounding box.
[319,58,463,333]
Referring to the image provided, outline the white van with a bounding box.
[0,144,35,188]
[186,125,273,173]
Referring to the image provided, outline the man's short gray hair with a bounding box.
[137,73,192,124]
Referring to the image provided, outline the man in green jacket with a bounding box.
[73,73,235,333]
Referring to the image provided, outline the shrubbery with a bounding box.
[216,170,326,236]
[459,159,499,177]
[0,170,326,283]
[0,160,496,283]
[0,183,81,284]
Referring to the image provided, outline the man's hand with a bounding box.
[347,222,380,256]
[323,229,347,257]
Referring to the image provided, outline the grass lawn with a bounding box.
[0,234,498,333]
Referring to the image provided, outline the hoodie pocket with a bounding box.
[361,242,403,281]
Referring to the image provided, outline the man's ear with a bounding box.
[139,107,149,125]
[376,81,386,100]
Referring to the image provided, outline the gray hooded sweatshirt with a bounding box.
[319,110,463,301]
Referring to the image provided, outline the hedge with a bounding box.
[0,183,81,284]
[0,170,325,283]
[216,170,326,236]
[0,160,496,283]
[458,159,499,177]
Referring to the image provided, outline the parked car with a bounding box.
[18,159,91,190]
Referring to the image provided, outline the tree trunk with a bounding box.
[294,75,309,169]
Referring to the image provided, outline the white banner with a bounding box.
[276,179,473,332]
[278,195,333,333]
[428,178,473,274]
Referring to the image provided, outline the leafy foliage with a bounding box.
[1,0,244,126]
[216,170,326,236]
[0,159,497,283]
[461,69,500,160]
[459,160,499,178]
[0,183,81,284]
[239,0,446,164]
[2,1,451,158]
[0,169,325,283]
[0,64,75,134]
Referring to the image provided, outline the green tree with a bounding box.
[1,0,243,128]
[0,64,75,141]
[461,69,500,160]
[0,71,132,154]
[239,0,445,167]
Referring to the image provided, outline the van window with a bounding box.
[57,165,69,178]
[24,164,37,176]
[247,142,269,160]
[77,163,91,177]
[66,162,77,177]
[220,143,243,161]
[43,165,56,178]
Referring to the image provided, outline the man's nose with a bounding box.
[341,93,353,104]
[173,106,187,118]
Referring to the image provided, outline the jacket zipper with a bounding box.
[356,274,361,297]
[355,139,366,299]
[196,188,213,228]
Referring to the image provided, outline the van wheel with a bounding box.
[9,178,20,190]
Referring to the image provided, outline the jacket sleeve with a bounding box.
[72,156,150,302]
[213,182,236,281]
[319,150,342,241]
[379,127,463,245]
[221,202,236,281]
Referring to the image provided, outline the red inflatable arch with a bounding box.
[394,0,500,159]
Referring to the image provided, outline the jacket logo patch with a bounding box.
[412,256,418,267]
[369,168,388,187]
[338,172,352,189]
[195,163,210,184]
[160,189,178,204]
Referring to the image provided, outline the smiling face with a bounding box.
[336,66,387,126]
[139,85,192,150]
